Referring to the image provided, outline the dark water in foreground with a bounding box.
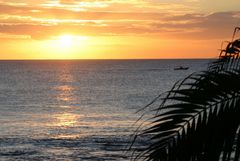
[0,59,211,160]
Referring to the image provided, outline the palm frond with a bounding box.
[131,27,240,161]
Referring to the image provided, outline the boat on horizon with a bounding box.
[174,66,189,70]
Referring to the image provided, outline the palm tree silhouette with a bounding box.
[131,27,240,161]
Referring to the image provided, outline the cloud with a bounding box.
[0,1,239,40]
[153,12,240,39]
[0,3,172,20]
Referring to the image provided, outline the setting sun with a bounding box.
[32,35,93,59]
[58,35,74,48]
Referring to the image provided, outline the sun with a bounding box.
[41,34,91,59]
[58,35,74,48]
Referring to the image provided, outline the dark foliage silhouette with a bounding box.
[131,27,240,161]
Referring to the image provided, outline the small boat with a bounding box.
[174,66,189,70]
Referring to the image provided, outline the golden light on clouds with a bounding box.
[0,0,239,59]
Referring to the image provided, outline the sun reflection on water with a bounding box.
[53,112,79,127]
[49,64,81,138]
[54,65,76,103]
[55,85,75,102]
[47,111,83,139]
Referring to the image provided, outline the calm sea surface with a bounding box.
[0,59,211,160]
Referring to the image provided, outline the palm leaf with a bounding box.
[131,27,240,161]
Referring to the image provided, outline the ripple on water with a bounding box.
[0,134,145,160]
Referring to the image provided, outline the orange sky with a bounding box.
[0,0,240,59]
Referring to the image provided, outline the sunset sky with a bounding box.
[0,0,240,59]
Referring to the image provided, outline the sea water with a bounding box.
[0,59,210,160]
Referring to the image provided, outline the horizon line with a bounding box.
[0,58,217,61]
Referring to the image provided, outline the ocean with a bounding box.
[0,59,211,160]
